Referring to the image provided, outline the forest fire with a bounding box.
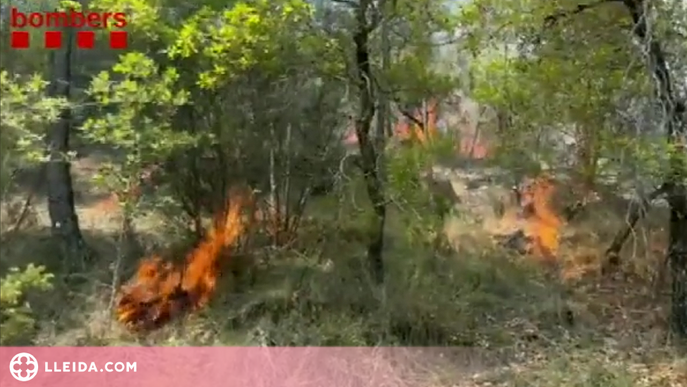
[514,175,563,265]
[116,192,248,331]
[395,99,439,146]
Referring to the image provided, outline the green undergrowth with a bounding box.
[1,176,684,386]
[1,197,567,347]
[136,217,565,347]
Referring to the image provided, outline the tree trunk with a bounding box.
[353,0,386,284]
[602,184,669,272]
[46,24,89,267]
[621,0,687,337]
[667,180,687,336]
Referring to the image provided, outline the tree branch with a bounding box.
[330,0,358,6]
[603,183,671,272]
[543,0,622,29]
[530,0,622,46]
[331,0,385,30]
[397,106,425,130]
[621,0,686,138]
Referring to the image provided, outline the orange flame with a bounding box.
[458,136,489,159]
[395,99,439,146]
[518,175,562,265]
[116,190,248,331]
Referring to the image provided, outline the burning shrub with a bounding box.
[116,191,248,331]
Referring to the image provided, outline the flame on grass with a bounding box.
[518,175,563,264]
[116,191,248,331]
[393,99,562,265]
[395,99,439,146]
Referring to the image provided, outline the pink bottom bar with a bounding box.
[3,347,464,387]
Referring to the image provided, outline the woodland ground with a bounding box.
[1,149,686,387]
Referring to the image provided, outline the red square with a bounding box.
[11,31,29,49]
[76,31,94,49]
[109,31,127,49]
[44,31,62,49]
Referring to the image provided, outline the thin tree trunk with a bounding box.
[281,123,293,244]
[666,177,687,335]
[268,123,279,246]
[379,8,393,140]
[602,184,669,272]
[353,0,386,284]
[46,23,89,268]
[621,0,687,337]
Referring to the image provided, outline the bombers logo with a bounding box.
[8,8,128,49]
